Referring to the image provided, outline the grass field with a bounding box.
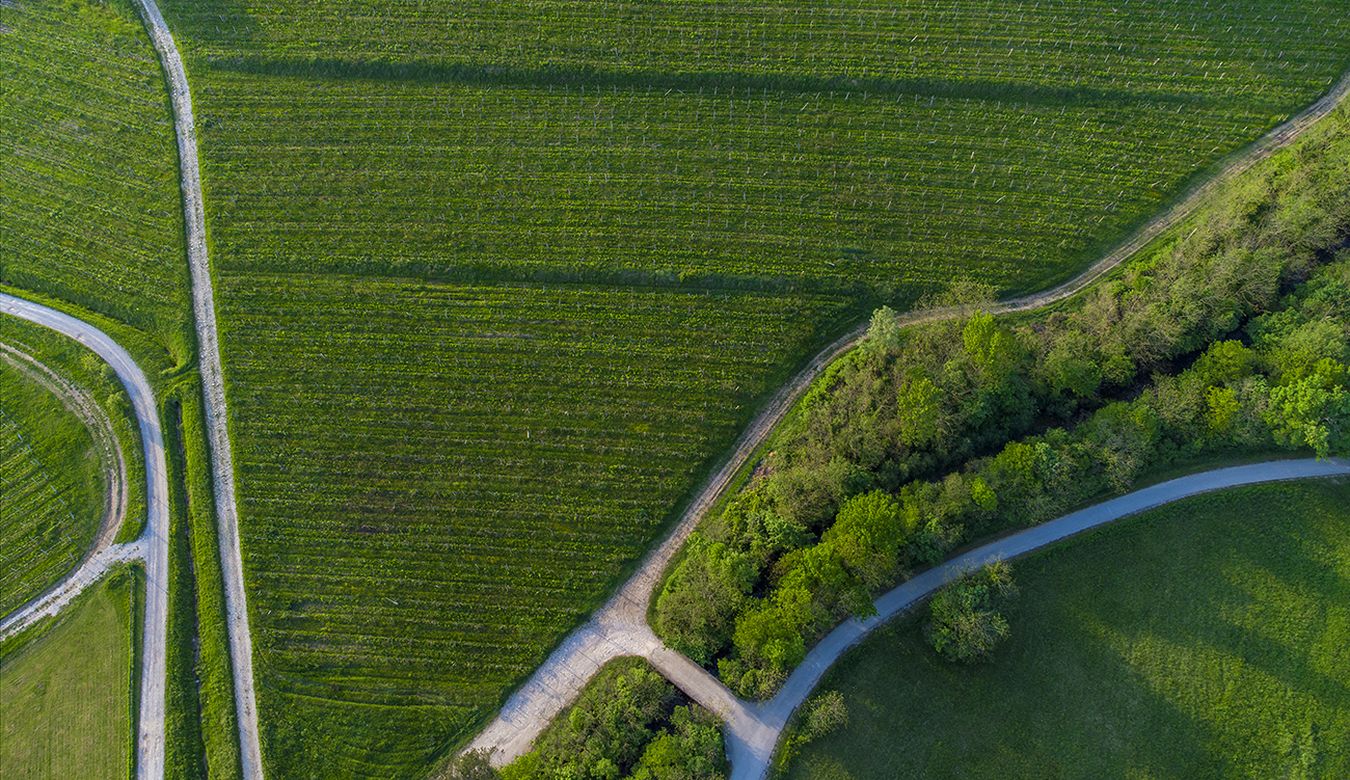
[0,355,105,615]
[0,566,136,780]
[142,0,1350,774]
[0,0,191,369]
[783,479,1350,779]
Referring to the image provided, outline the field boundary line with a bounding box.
[0,292,170,780]
[468,67,1350,774]
[130,1,265,777]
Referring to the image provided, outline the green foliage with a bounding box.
[657,105,1350,697]
[784,481,1350,779]
[0,357,103,614]
[926,562,1017,663]
[501,659,726,780]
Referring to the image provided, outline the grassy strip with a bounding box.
[180,387,244,779]
[781,479,1350,779]
[164,394,209,778]
[0,566,137,779]
[0,316,149,544]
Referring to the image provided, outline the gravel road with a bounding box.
[468,69,1350,772]
[131,1,265,776]
[0,292,170,780]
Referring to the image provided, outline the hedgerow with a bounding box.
[656,106,1350,697]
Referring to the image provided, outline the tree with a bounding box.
[445,750,500,780]
[1265,358,1350,457]
[799,690,849,741]
[630,706,727,780]
[863,306,902,358]
[654,539,757,665]
[822,491,911,590]
[926,562,1017,663]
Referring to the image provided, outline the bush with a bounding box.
[926,562,1018,663]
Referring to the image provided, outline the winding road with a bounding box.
[468,70,1350,775]
[0,292,170,780]
[0,340,129,597]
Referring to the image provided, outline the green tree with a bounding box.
[926,562,1017,663]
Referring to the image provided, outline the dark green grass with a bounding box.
[217,275,852,775]
[0,357,104,615]
[0,567,136,780]
[0,0,192,370]
[783,479,1350,780]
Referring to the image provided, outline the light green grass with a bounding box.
[0,567,136,780]
[783,479,1350,779]
[0,357,103,615]
[0,0,191,370]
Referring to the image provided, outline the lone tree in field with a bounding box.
[926,561,1017,663]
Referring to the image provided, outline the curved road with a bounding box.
[469,69,1350,769]
[131,1,265,776]
[0,292,170,780]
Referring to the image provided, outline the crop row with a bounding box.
[216,274,851,775]
[163,0,1350,102]
[0,0,192,368]
[194,70,1307,299]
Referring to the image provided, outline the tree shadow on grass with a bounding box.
[207,55,1211,109]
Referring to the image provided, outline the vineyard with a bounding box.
[0,0,191,369]
[0,356,104,615]
[143,0,1350,775]
[217,274,850,774]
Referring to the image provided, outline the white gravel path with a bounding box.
[0,292,170,780]
[130,1,265,776]
[467,68,1350,773]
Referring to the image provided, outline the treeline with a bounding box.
[447,659,726,780]
[655,106,1350,698]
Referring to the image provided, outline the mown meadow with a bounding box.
[0,355,104,615]
[0,566,138,780]
[783,480,1350,779]
[147,0,1350,774]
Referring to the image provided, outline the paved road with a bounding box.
[0,293,170,780]
[468,68,1350,769]
[131,1,265,776]
[727,458,1350,779]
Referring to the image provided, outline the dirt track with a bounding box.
[130,0,265,776]
[467,70,1350,774]
[0,293,170,780]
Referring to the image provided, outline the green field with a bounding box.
[783,479,1350,779]
[0,355,105,615]
[0,0,191,369]
[143,0,1350,774]
[0,567,137,780]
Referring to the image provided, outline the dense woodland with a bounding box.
[656,107,1350,698]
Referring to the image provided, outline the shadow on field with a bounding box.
[207,56,1209,108]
